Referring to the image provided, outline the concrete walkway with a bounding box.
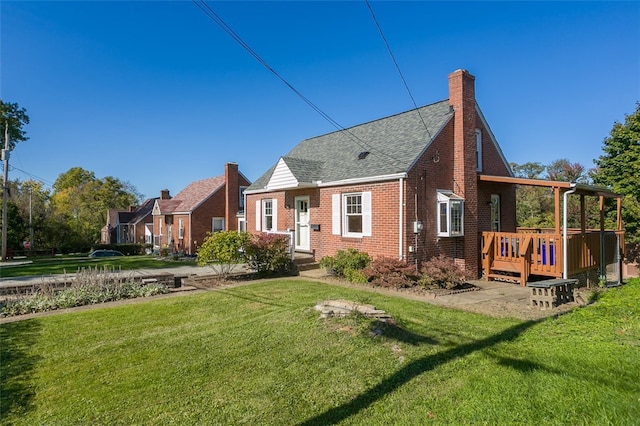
[298,267,576,320]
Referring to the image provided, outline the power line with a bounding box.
[365,0,433,140]
[191,0,404,165]
[7,165,54,188]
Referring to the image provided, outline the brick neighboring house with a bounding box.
[245,69,516,279]
[152,163,251,255]
[101,198,157,246]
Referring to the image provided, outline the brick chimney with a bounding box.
[448,69,479,277]
[225,162,239,231]
[160,189,171,200]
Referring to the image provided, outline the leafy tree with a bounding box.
[6,179,51,252]
[546,159,588,183]
[511,162,554,228]
[511,159,598,229]
[2,201,26,252]
[197,231,250,279]
[51,167,141,250]
[593,103,640,241]
[0,101,29,150]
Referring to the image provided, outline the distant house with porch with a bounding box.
[245,69,624,286]
[101,198,157,246]
[152,163,250,255]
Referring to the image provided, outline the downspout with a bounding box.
[399,178,404,260]
[562,184,577,279]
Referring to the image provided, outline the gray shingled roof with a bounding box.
[248,100,453,190]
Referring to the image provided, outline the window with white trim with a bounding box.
[475,128,483,172]
[258,199,277,232]
[332,192,372,238]
[437,191,464,237]
[178,218,184,239]
[212,217,225,233]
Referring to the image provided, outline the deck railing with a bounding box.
[482,229,623,285]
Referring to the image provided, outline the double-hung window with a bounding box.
[255,199,277,232]
[263,200,273,231]
[437,190,464,237]
[178,218,184,239]
[212,217,225,233]
[345,194,362,234]
[332,192,372,238]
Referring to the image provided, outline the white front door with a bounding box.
[295,196,310,251]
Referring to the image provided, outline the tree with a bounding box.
[593,103,640,241]
[0,101,30,150]
[51,167,142,251]
[546,159,588,183]
[511,162,554,228]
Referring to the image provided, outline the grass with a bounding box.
[0,255,196,278]
[1,278,639,425]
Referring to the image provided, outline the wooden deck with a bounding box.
[481,230,623,286]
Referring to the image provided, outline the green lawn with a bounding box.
[2,279,639,425]
[0,255,196,278]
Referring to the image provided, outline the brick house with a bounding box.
[101,198,157,246]
[244,70,516,279]
[152,163,251,255]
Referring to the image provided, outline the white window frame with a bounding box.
[212,217,225,233]
[259,199,277,232]
[476,128,483,172]
[178,218,184,239]
[437,190,464,237]
[332,191,372,238]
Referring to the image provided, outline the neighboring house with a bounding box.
[152,162,250,255]
[245,70,516,278]
[100,198,157,246]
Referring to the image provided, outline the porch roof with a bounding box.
[478,175,622,199]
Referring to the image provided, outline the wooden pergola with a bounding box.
[479,175,624,286]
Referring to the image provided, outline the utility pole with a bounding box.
[2,122,9,261]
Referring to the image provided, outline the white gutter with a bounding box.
[562,184,577,279]
[399,177,404,259]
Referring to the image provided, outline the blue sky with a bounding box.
[2,1,639,199]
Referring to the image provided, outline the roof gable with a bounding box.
[155,175,226,214]
[266,158,299,190]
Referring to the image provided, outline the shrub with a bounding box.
[418,254,468,289]
[197,231,250,279]
[319,248,371,278]
[245,233,295,277]
[343,267,368,284]
[362,257,419,289]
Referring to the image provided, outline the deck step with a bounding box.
[491,260,521,273]
[487,273,520,283]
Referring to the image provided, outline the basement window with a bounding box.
[437,190,464,237]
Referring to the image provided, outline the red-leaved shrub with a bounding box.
[419,254,468,289]
[363,257,419,289]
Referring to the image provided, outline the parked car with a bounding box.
[88,249,124,258]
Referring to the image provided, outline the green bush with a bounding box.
[245,233,295,277]
[319,248,371,278]
[197,231,250,279]
[418,254,468,289]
